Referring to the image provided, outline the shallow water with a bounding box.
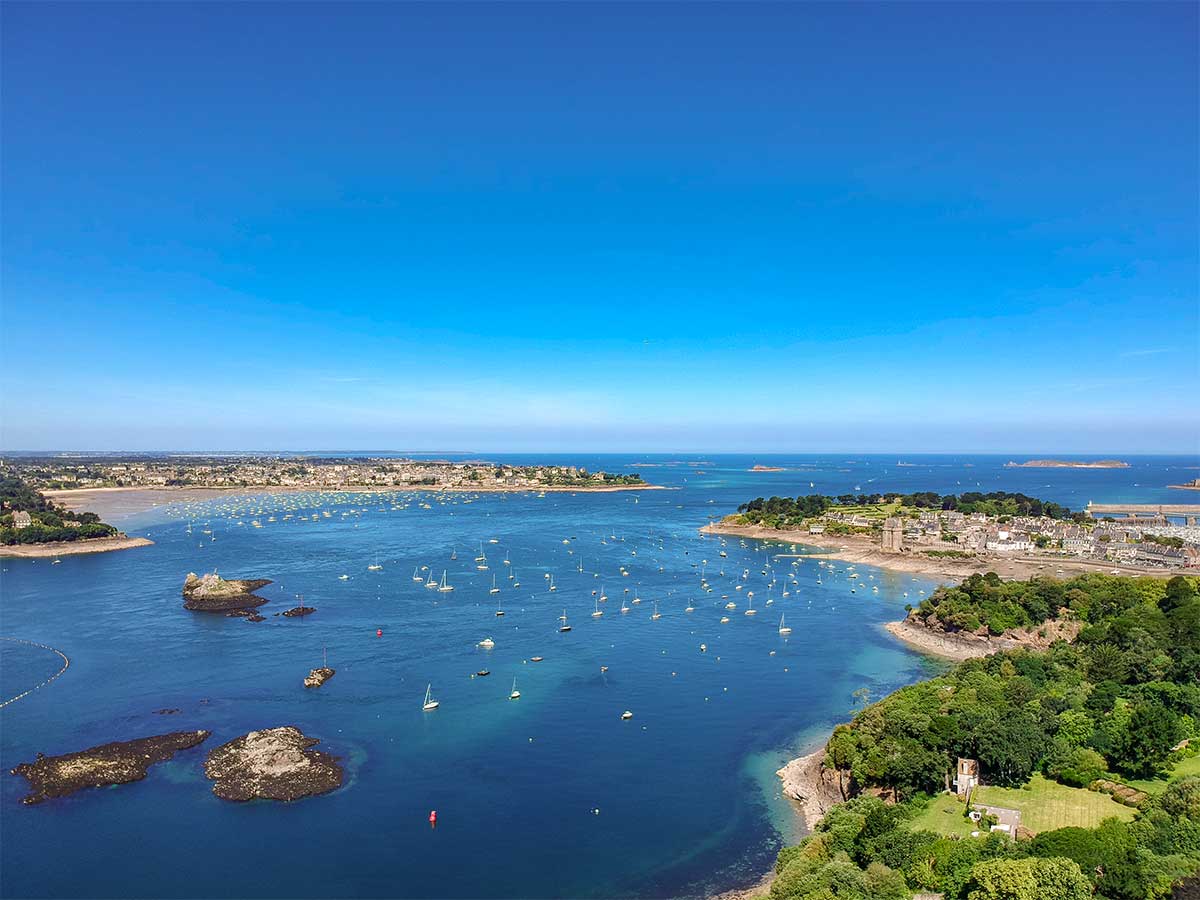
[1,453,1193,898]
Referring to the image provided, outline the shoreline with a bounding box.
[44,483,667,521]
[0,535,154,559]
[700,520,1185,582]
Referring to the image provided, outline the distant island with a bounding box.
[0,472,152,557]
[749,464,785,472]
[1005,459,1129,468]
[1170,478,1200,491]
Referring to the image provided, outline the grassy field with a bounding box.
[1123,753,1200,796]
[908,776,1136,837]
[907,793,978,838]
[972,775,1135,833]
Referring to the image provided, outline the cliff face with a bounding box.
[906,609,1081,653]
[776,749,848,830]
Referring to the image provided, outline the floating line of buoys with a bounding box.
[0,637,70,708]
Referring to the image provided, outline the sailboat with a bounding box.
[369,557,383,571]
[451,548,458,560]
[412,566,423,582]
[651,600,662,620]
[495,594,505,616]
[490,575,500,595]
[599,585,608,602]
[512,572,521,587]
[509,677,521,700]
[548,575,557,592]
[559,610,572,632]
[438,570,454,592]
[478,636,496,648]
[779,614,792,635]
[620,599,630,614]
[425,570,439,589]
[475,543,486,561]
[685,598,695,613]
[745,595,757,615]
[592,598,603,618]
[423,684,439,711]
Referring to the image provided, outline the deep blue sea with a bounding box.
[2,454,1196,898]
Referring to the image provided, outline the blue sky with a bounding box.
[2,2,1197,453]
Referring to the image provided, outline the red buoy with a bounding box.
[429,810,437,827]
[376,629,383,637]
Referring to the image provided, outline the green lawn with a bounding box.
[1122,753,1200,796]
[907,793,977,838]
[908,776,1135,838]
[972,774,1135,833]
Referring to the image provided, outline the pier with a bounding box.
[1088,502,1200,526]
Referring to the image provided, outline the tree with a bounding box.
[965,857,1092,900]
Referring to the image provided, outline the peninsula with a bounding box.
[703,490,1199,577]
[0,472,151,558]
[750,572,1200,900]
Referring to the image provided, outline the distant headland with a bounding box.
[1005,458,1129,468]
[0,471,151,558]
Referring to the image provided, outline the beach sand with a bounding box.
[0,536,154,559]
[45,483,666,522]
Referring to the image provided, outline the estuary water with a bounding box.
[1,454,1194,898]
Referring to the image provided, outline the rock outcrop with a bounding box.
[203,726,342,802]
[303,667,335,688]
[10,730,210,805]
[776,748,847,829]
[182,572,272,612]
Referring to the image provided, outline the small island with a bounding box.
[1005,459,1129,468]
[182,572,273,612]
[749,464,786,472]
[204,726,342,801]
[10,731,210,805]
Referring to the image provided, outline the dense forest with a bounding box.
[0,474,117,544]
[735,491,1087,530]
[769,574,1200,900]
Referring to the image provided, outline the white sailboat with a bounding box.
[425,570,439,589]
[559,610,572,632]
[592,598,603,618]
[509,677,521,700]
[438,570,454,592]
[779,614,792,635]
[422,684,439,711]
[490,575,500,595]
[412,566,423,582]
[651,600,662,620]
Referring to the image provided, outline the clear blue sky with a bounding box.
[2,2,1197,453]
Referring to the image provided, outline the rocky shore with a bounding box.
[182,572,273,612]
[0,535,153,559]
[10,731,210,805]
[885,611,1082,662]
[204,726,342,802]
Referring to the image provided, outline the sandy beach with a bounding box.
[700,520,1180,583]
[45,483,666,522]
[0,535,154,559]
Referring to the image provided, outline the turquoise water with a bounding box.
[1,454,1194,898]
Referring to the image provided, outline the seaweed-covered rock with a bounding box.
[204,726,342,802]
[10,731,210,805]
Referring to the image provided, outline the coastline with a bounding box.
[0,535,154,559]
[45,483,666,521]
[700,520,1182,582]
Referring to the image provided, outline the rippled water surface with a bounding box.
[1,454,1193,898]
